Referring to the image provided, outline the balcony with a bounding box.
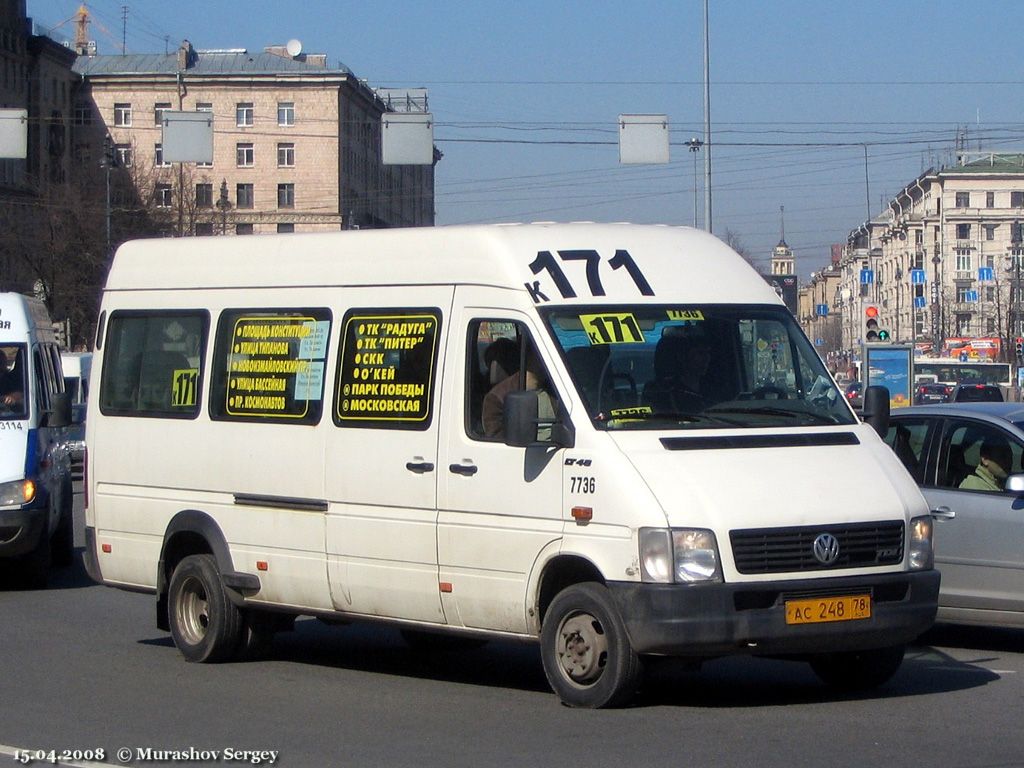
[953,271,975,282]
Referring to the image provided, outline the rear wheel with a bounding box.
[168,554,242,663]
[540,582,642,708]
[809,645,906,691]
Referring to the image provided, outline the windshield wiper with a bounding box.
[596,410,740,427]
[705,405,837,424]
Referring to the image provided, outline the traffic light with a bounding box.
[863,304,891,344]
[1015,337,1023,359]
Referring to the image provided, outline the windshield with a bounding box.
[0,343,28,419]
[544,304,855,430]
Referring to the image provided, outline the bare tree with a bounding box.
[719,228,759,269]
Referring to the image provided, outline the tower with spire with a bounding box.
[771,205,795,276]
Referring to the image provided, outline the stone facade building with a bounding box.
[72,39,437,235]
[810,153,1024,363]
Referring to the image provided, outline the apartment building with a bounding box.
[824,153,1024,359]
[72,39,436,235]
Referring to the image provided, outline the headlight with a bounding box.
[909,515,934,570]
[640,527,722,583]
[0,478,35,506]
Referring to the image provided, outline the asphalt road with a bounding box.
[1,486,1022,768]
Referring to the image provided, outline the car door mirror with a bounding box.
[861,385,890,438]
[1005,474,1024,494]
[504,389,574,449]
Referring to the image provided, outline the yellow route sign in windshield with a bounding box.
[580,313,645,345]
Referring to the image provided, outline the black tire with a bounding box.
[540,582,643,708]
[809,645,906,691]
[167,554,242,663]
[51,485,74,568]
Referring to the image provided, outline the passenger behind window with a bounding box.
[0,348,24,412]
[959,438,1012,492]
[482,343,556,440]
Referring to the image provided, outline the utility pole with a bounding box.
[702,0,712,233]
[687,138,702,227]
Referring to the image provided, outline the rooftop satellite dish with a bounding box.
[285,39,302,57]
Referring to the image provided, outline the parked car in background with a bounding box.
[914,382,952,405]
[884,403,1024,628]
[844,380,863,409]
[950,382,1003,403]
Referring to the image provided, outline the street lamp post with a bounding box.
[687,138,703,228]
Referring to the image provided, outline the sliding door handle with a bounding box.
[449,463,478,476]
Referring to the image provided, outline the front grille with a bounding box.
[730,521,904,574]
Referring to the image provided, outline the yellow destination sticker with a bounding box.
[171,368,199,407]
[579,313,644,345]
[609,406,652,418]
[667,309,705,322]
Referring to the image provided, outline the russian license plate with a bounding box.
[785,594,872,625]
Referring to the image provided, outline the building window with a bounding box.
[985,224,997,241]
[236,183,254,209]
[986,191,995,208]
[73,103,91,125]
[277,142,295,167]
[277,223,295,233]
[235,223,254,235]
[236,102,254,127]
[956,286,972,302]
[236,143,254,167]
[115,144,132,167]
[114,103,132,127]
[154,102,171,126]
[154,144,170,167]
[956,223,971,240]
[277,183,295,208]
[196,222,214,236]
[278,102,294,126]
[955,250,972,272]
[955,191,970,208]
[196,183,213,208]
[154,183,173,208]
[196,102,213,113]
[1010,191,1024,208]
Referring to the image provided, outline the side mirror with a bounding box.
[861,385,890,438]
[1005,474,1024,495]
[504,390,538,447]
[46,391,72,428]
[504,390,574,449]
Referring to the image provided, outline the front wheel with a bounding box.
[540,582,642,708]
[809,645,905,691]
[168,554,242,663]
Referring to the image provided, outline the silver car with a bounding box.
[884,403,1024,628]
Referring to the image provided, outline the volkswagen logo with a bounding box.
[812,533,840,565]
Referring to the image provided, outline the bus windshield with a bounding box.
[544,304,856,430]
[914,360,1011,386]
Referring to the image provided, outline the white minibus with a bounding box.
[0,293,74,586]
[84,224,938,707]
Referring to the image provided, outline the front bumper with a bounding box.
[0,502,48,557]
[607,570,940,657]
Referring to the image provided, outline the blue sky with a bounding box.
[35,0,1024,278]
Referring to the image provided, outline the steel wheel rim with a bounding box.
[555,610,608,686]
[175,574,211,645]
